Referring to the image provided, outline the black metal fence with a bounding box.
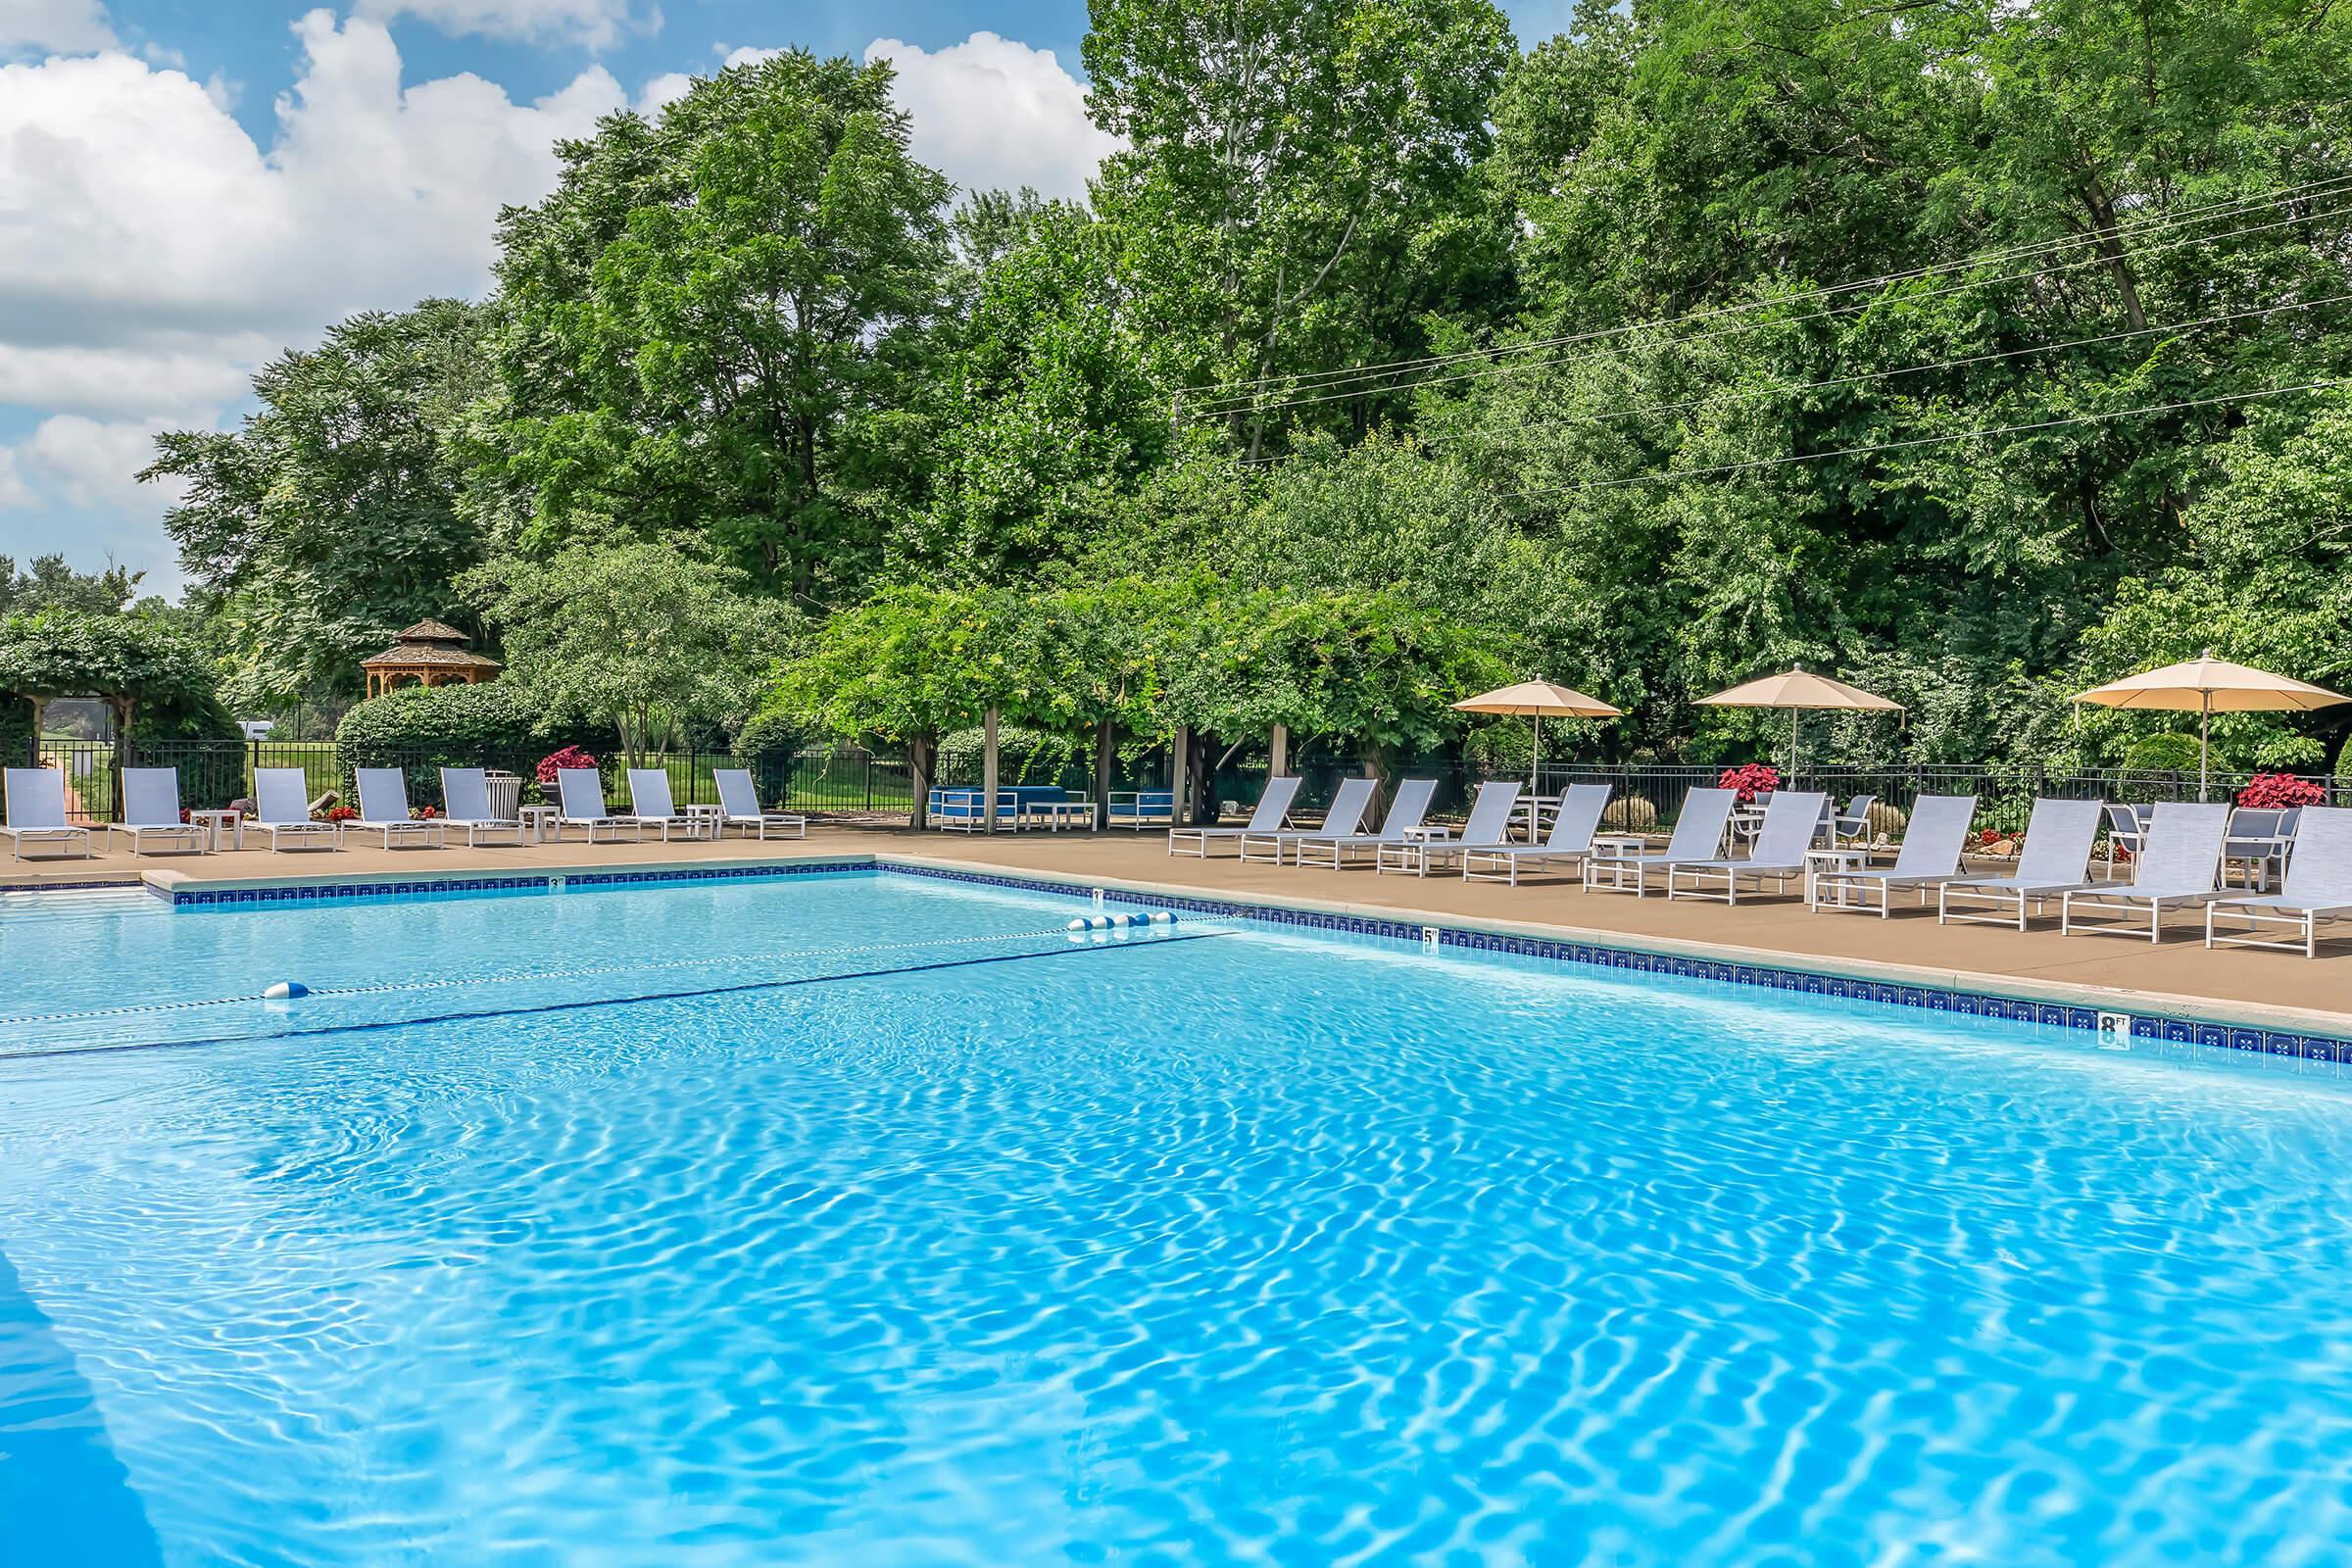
[21,738,918,824]
[14,733,2348,830]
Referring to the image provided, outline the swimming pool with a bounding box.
[5,869,2352,1565]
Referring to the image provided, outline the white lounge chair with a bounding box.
[1936,797,2103,929]
[2060,802,2230,943]
[556,768,642,843]
[1830,794,1878,849]
[621,768,697,840]
[1240,776,1378,865]
[251,768,339,852]
[1378,781,1521,876]
[2206,807,2352,957]
[1293,778,1439,869]
[105,767,208,857]
[1169,774,1301,858]
[342,768,446,849]
[1,768,91,860]
[1584,787,1738,898]
[714,768,807,839]
[440,767,527,847]
[1809,794,1979,917]
[1462,783,1614,886]
[1667,790,1830,904]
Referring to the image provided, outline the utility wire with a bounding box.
[1489,375,2352,502]
[1184,200,2352,419]
[1230,290,2352,467]
[1175,171,2352,405]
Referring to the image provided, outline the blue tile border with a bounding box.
[67,852,2352,1065]
[880,860,2352,1065]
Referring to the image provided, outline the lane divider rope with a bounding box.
[0,919,1216,1031]
[0,929,1237,1064]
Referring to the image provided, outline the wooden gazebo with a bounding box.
[360,619,501,700]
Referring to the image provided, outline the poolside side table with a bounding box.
[682,804,724,841]
[1039,801,1098,831]
[1584,832,1650,892]
[519,805,562,845]
[1805,848,1870,910]
[188,808,242,853]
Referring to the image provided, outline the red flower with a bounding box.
[2236,772,2326,809]
[413,806,439,820]
[1717,763,1780,805]
[536,747,598,785]
[324,805,359,823]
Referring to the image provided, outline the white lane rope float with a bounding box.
[0,913,1200,1034]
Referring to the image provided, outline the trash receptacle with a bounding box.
[485,769,523,821]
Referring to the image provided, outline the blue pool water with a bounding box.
[4,870,2352,1565]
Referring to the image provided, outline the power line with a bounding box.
[1185,199,2352,420]
[1175,170,2352,402]
[1232,290,2352,467]
[1185,175,2352,416]
[1490,375,2352,503]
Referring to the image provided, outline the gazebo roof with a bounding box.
[362,619,500,671]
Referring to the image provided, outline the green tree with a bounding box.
[0,610,220,740]
[486,50,953,596]
[461,543,794,766]
[144,300,495,710]
[0,555,144,616]
[1087,0,1517,457]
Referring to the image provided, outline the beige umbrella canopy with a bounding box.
[1693,666,1902,773]
[1452,679,1623,788]
[2072,650,2349,800]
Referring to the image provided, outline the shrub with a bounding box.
[537,745,598,785]
[0,693,32,765]
[732,706,806,803]
[1717,763,1779,804]
[1600,795,1656,832]
[2121,732,2205,773]
[2337,732,2352,784]
[2237,772,2326,809]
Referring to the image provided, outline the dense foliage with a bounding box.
[140,0,2352,777]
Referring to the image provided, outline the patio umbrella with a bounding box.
[1451,679,1623,789]
[1693,666,1902,773]
[2072,650,2349,801]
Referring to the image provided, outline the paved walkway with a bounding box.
[5,824,2346,1027]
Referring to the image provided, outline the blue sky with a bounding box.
[0,0,1569,594]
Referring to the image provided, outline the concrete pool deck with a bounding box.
[5,823,2347,1033]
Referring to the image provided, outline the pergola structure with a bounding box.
[360,619,501,700]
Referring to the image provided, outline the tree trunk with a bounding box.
[1093,719,1114,823]
[908,732,938,829]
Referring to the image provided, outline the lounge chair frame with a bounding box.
[1377,782,1520,876]
[714,768,807,840]
[2204,807,2352,957]
[104,767,208,857]
[1665,791,1830,905]
[1294,779,1438,870]
[439,767,528,847]
[1583,788,1739,898]
[2059,802,2230,944]
[1936,798,2104,930]
[1240,777,1377,865]
[1,768,92,860]
[1169,775,1300,858]
[1809,795,1979,919]
[1461,784,1615,886]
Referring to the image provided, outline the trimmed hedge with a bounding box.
[0,693,29,766]
[2121,732,2206,773]
[335,682,601,800]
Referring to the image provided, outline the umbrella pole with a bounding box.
[2200,696,2210,803]
[1532,714,1543,792]
[1789,707,1799,776]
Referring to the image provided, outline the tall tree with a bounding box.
[485,50,953,599]
[1085,0,1517,457]
[144,300,494,710]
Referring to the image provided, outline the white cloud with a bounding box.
[864,32,1120,203]
[351,0,645,51]
[0,0,116,56]
[0,11,633,579]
